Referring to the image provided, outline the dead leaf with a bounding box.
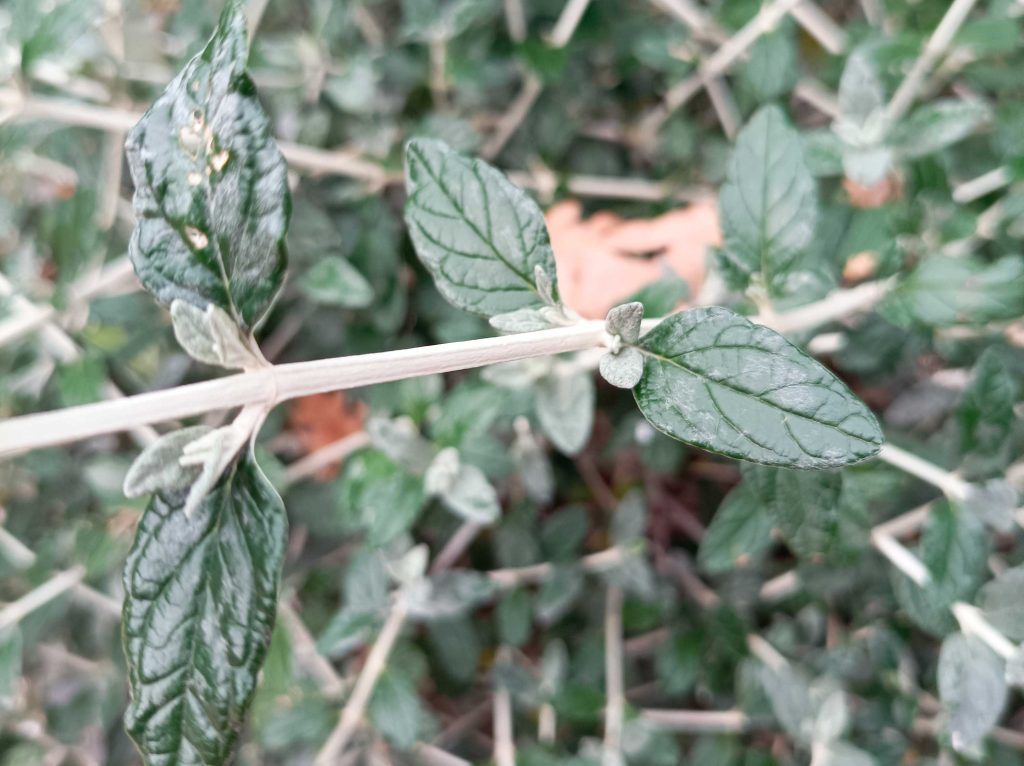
[547,198,719,319]
[288,391,367,479]
[843,175,901,209]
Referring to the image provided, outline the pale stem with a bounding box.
[0,321,609,457]
[793,78,841,119]
[0,520,121,618]
[506,169,712,202]
[1,276,896,458]
[277,600,349,699]
[414,743,473,766]
[0,256,136,350]
[0,567,87,632]
[282,431,371,486]
[537,704,557,744]
[481,73,543,160]
[313,599,409,765]
[789,2,847,55]
[503,0,527,43]
[429,35,449,108]
[952,166,1012,204]
[877,444,971,502]
[649,0,727,43]
[951,602,1017,660]
[746,634,789,671]
[547,0,592,47]
[602,585,625,766]
[871,531,930,586]
[429,521,483,575]
[885,0,981,123]
[640,708,749,733]
[759,569,801,602]
[493,658,516,766]
[701,74,740,139]
[488,546,624,588]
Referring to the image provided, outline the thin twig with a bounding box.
[503,0,528,43]
[885,0,981,123]
[282,432,371,486]
[0,567,87,632]
[547,0,592,47]
[602,586,624,766]
[313,600,409,764]
[641,708,749,733]
[789,2,847,55]
[951,602,1016,659]
[493,652,516,766]
[877,444,971,502]
[481,73,543,159]
[488,546,625,588]
[277,599,349,699]
[953,166,1012,204]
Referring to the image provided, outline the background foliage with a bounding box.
[1,0,1024,764]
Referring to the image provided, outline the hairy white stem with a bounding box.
[877,444,971,502]
[789,2,847,55]
[650,0,726,42]
[641,708,749,733]
[1,277,895,458]
[702,74,740,139]
[0,89,394,185]
[885,0,980,122]
[746,634,789,671]
[547,0,592,47]
[794,78,841,119]
[871,531,930,586]
[415,744,473,766]
[503,0,527,42]
[0,322,609,457]
[0,257,136,350]
[537,704,557,744]
[482,73,543,160]
[602,586,625,766]
[0,567,87,632]
[953,166,1012,204]
[951,602,1016,660]
[493,660,516,766]
[314,600,409,764]
[282,431,371,485]
[429,521,482,575]
[489,546,625,588]
[277,600,349,699]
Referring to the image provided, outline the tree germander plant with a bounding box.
[0,2,897,763]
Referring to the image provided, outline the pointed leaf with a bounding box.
[125,0,290,332]
[535,369,595,456]
[718,105,817,293]
[938,632,1006,752]
[123,451,287,765]
[404,138,558,317]
[634,307,882,468]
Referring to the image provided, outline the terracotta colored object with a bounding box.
[288,391,367,479]
[546,198,720,319]
[843,175,902,209]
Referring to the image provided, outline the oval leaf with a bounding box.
[633,307,882,468]
[125,0,290,332]
[404,138,558,317]
[123,451,287,765]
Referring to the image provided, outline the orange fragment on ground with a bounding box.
[546,198,719,319]
[288,391,367,479]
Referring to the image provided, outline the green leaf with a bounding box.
[654,633,700,697]
[837,49,885,129]
[535,369,595,456]
[122,451,287,765]
[756,661,815,743]
[740,28,797,102]
[718,105,818,293]
[298,256,375,308]
[893,500,988,636]
[425,448,501,524]
[745,465,843,558]
[938,632,1007,752]
[427,616,480,685]
[958,349,1020,476]
[884,255,1024,327]
[404,138,558,317]
[979,566,1024,641]
[698,483,774,574]
[890,100,991,160]
[125,0,290,332]
[368,669,423,750]
[634,308,883,469]
[497,589,533,647]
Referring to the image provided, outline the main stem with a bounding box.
[0,321,609,458]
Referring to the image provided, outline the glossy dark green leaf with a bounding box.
[404,138,558,317]
[884,255,1024,327]
[634,307,883,468]
[122,452,287,766]
[125,0,289,332]
[718,105,817,293]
